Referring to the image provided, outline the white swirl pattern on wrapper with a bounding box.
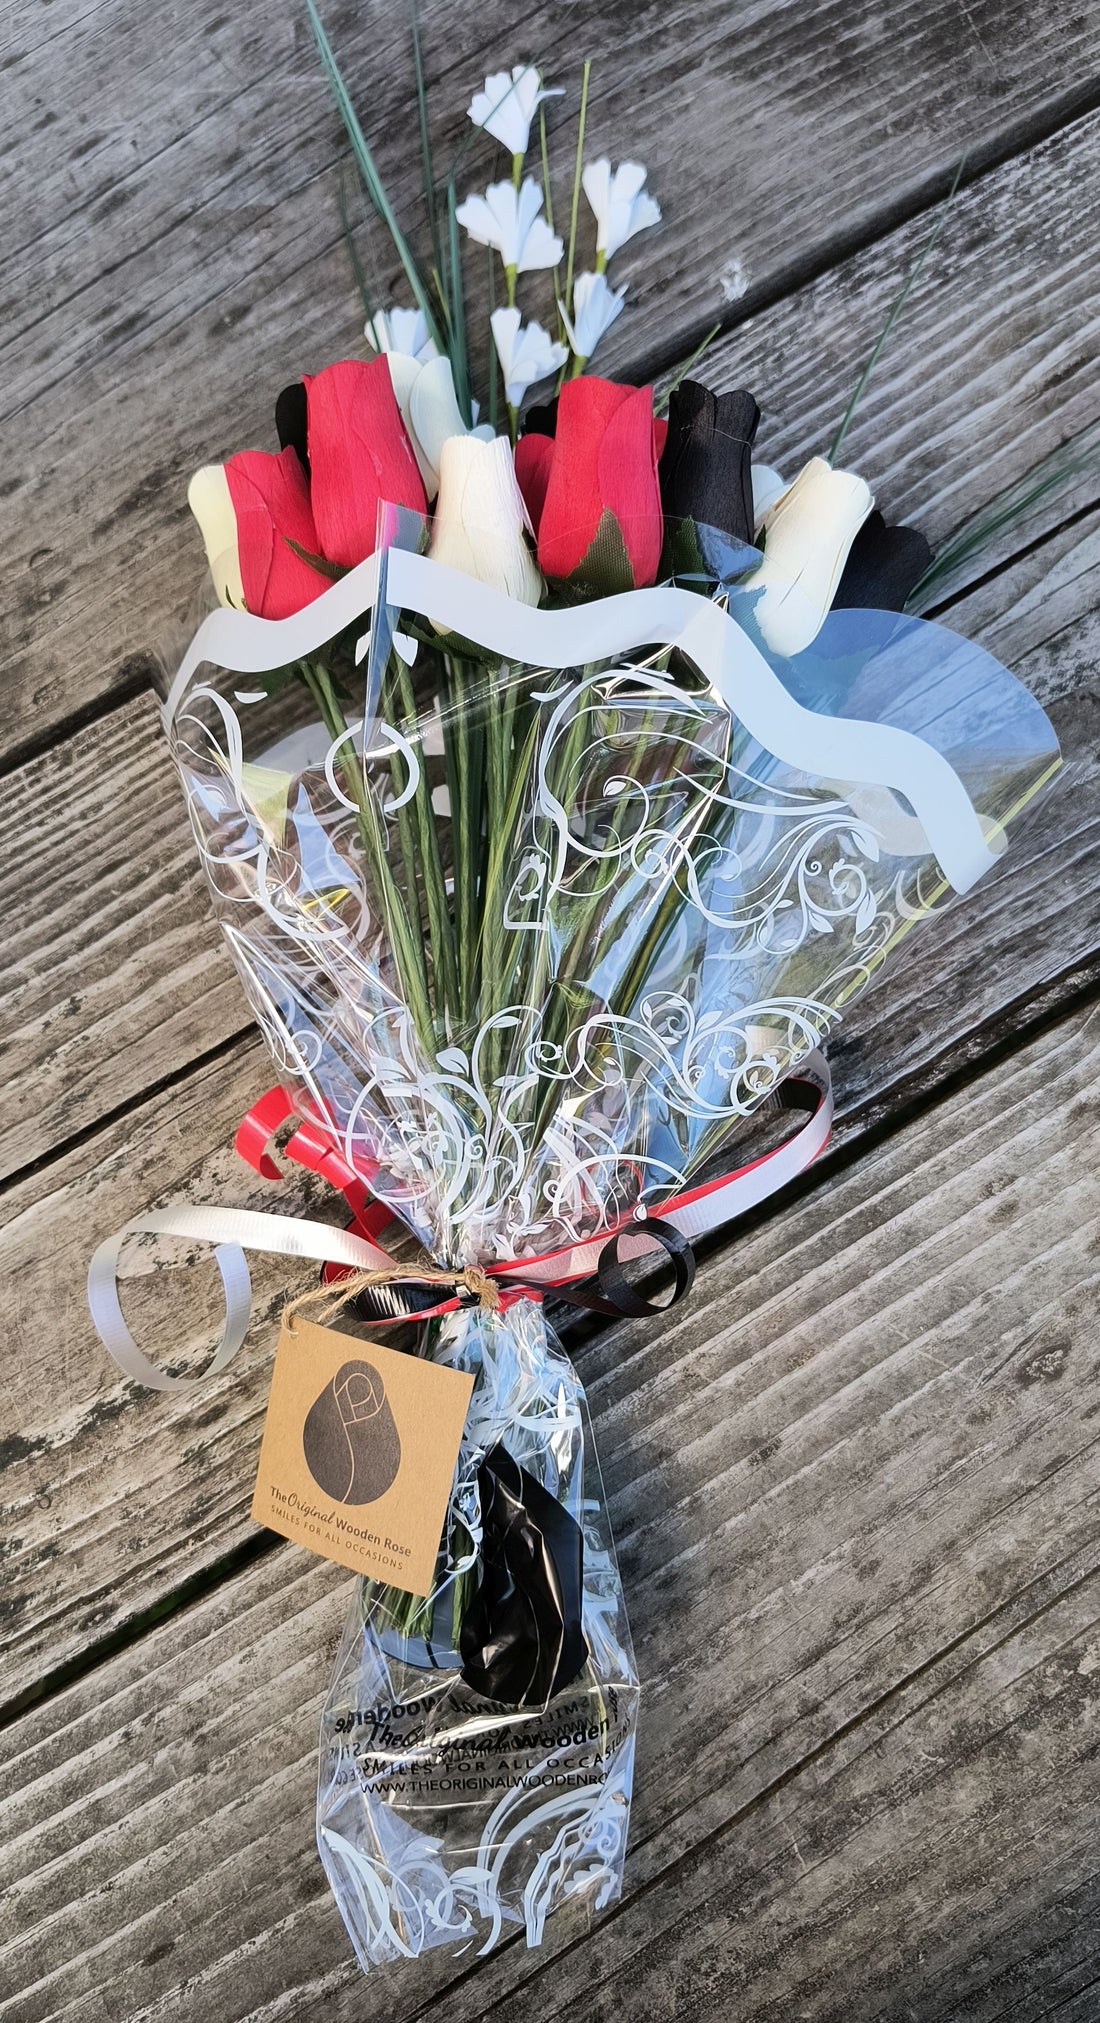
[113,552,1055,1964]
[166,549,998,893]
[165,553,1003,1275]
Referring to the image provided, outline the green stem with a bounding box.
[409,0,443,284]
[441,654,486,1021]
[487,249,500,433]
[336,170,374,326]
[521,686,595,1132]
[539,102,566,347]
[445,179,472,427]
[298,657,436,1053]
[391,649,459,1025]
[656,323,722,415]
[476,701,542,1066]
[559,58,591,383]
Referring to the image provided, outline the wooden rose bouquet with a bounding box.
[89,16,1061,1977]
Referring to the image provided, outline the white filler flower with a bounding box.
[582,159,661,260]
[365,307,438,363]
[456,178,562,272]
[559,271,627,362]
[467,64,562,157]
[490,307,568,406]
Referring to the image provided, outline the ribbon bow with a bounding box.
[87,1054,832,1390]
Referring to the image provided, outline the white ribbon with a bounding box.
[87,1207,394,1393]
[87,1057,832,1390]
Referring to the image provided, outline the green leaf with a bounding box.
[907,417,1100,611]
[659,517,710,591]
[561,508,638,598]
[282,535,347,581]
[828,152,967,467]
[336,168,375,325]
[306,0,445,355]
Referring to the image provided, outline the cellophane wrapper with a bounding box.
[167,519,1058,1966]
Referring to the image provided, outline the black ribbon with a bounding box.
[348,1214,697,1325]
[459,1443,588,1707]
[541,1215,696,1320]
[452,1222,705,1708]
[348,1072,825,1328]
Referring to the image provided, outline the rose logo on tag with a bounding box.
[302,1357,402,1505]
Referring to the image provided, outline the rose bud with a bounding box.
[303,355,427,569]
[428,434,543,610]
[833,509,933,613]
[743,456,873,655]
[517,375,663,592]
[187,446,328,618]
[659,381,761,547]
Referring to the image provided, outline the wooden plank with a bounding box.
[0,691,242,1182]
[3,991,1099,2018]
[467,1576,1100,2023]
[0,1038,320,1701]
[7,104,1100,1178]
[5,0,1100,763]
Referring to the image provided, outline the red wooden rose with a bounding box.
[516,375,663,592]
[223,446,327,621]
[304,356,428,570]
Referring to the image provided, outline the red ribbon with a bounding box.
[234,1071,832,1322]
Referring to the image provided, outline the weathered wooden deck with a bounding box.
[3,1,1100,2016]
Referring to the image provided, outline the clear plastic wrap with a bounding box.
[163,516,1058,1965]
[317,1301,638,1964]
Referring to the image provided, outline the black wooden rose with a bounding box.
[833,509,933,613]
[659,380,761,546]
[460,1444,588,1708]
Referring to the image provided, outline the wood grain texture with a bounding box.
[6,0,1100,2005]
[3,993,1099,2021]
[6,106,1100,1177]
[5,0,1100,763]
[0,691,241,1183]
[0,1037,322,1703]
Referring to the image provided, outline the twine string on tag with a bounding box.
[282,1259,503,1333]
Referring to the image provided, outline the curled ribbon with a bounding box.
[87,1053,832,1391]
